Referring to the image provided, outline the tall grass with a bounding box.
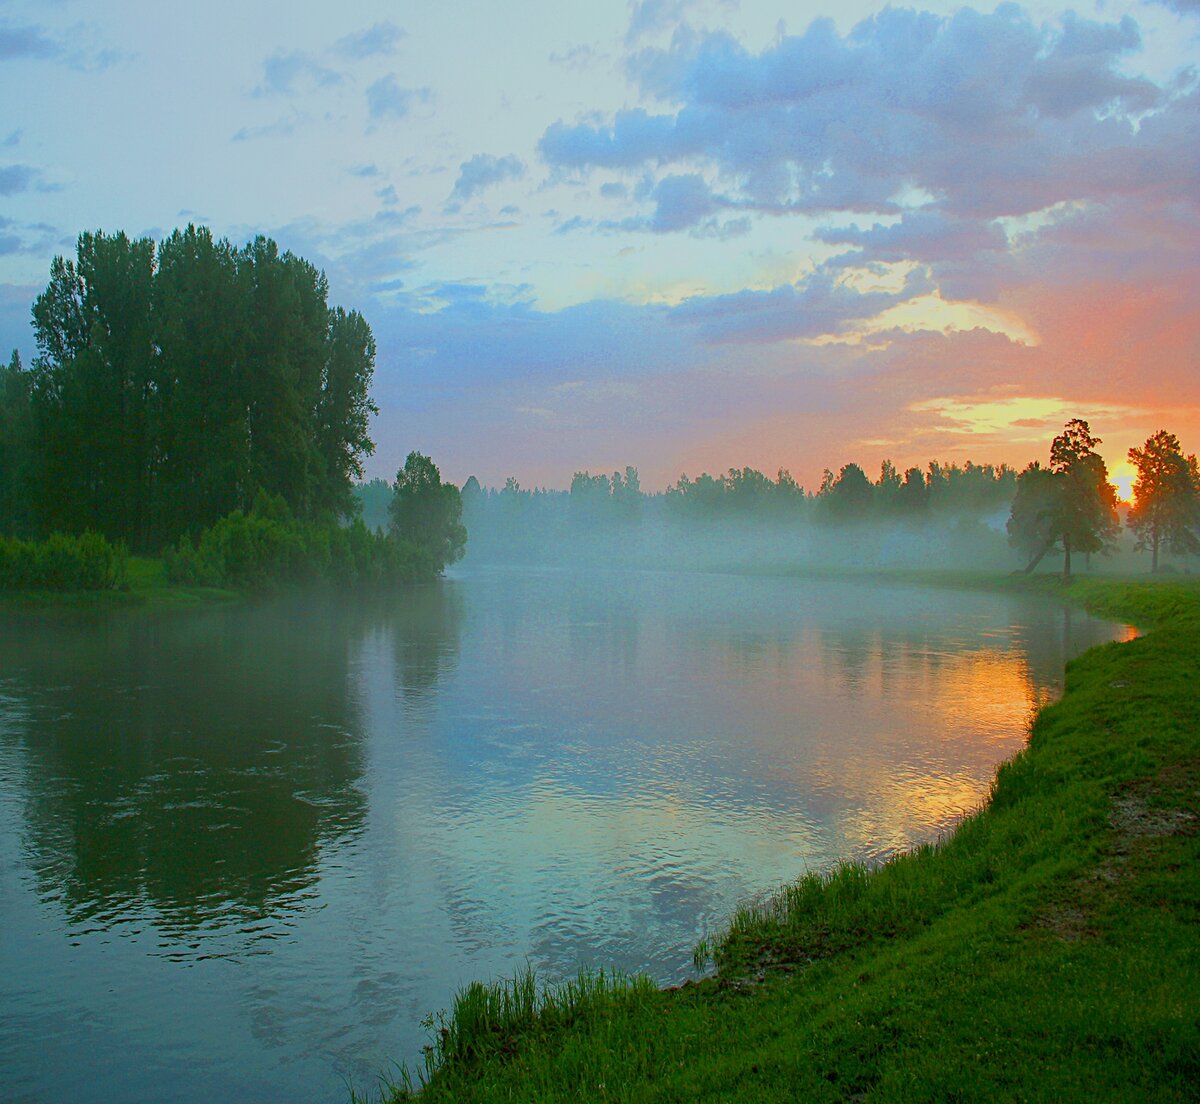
[386,965,656,1097]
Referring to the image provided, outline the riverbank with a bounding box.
[384,575,1199,1102]
[0,555,241,611]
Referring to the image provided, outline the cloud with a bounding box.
[254,50,343,97]
[335,21,405,60]
[367,75,431,123]
[625,0,734,46]
[817,211,1008,265]
[541,7,1190,226]
[668,265,928,345]
[645,172,720,231]
[349,163,381,178]
[626,0,691,45]
[553,215,592,235]
[0,21,60,61]
[0,164,53,195]
[549,44,601,69]
[232,115,304,143]
[450,153,525,201]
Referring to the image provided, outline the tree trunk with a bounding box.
[1022,539,1054,574]
[1063,531,1072,580]
[1152,532,1159,574]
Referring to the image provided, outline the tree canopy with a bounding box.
[7,226,378,549]
[388,452,466,574]
[1008,419,1120,577]
[1127,430,1200,572]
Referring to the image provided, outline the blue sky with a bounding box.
[2,0,1198,491]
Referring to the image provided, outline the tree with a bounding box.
[317,307,379,516]
[30,231,157,543]
[25,225,378,549]
[1126,430,1200,572]
[1006,463,1063,574]
[1007,419,1119,577]
[0,349,33,534]
[820,462,873,521]
[388,452,466,573]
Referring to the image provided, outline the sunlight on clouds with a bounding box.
[996,201,1089,245]
[867,293,1040,344]
[803,290,1039,348]
[909,396,1149,443]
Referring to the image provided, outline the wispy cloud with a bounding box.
[254,50,343,97]
[366,75,431,124]
[0,21,60,62]
[450,154,525,202]
[232,112,307,143]
[0,164,57,196]
[335,21,406,60]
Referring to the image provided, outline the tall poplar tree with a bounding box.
[26,225,379,548]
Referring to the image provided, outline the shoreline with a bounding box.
[382,572,1199,1102]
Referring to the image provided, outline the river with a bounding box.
[0,569,1130,1102]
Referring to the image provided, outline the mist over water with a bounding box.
[0,570,1128,1103]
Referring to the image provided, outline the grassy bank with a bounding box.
[0,555,240,611]
[385,575,1199,1102]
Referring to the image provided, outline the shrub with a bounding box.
[0,531,128,591]
[164,498,435,590]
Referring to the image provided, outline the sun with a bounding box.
[1109,461,1136,504]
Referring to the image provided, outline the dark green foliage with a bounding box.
[0,349,34,535]
[1009,420,1120,576]
[165,493,432,590]
[388,452,466,574]
[0,531,127,590]
[19,226,378,550]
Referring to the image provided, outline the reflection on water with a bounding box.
[0,571,1126,1103]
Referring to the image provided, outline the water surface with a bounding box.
[0,570,1129,1102]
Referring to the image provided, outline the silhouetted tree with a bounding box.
[821,463,873,521]
[1007,419,1119,577]
[1127,430,1200,572]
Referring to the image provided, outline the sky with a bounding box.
[1,0,1198,496]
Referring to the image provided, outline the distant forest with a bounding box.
[385,422,1197,576]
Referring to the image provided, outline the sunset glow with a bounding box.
[0,0,1196,488]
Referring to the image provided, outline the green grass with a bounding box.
[0,554,239,611]
[382,575,1200,1102]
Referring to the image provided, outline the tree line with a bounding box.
[454,425,1199,575]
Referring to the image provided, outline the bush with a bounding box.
[164,495,435,590]
[0,531,128,591]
